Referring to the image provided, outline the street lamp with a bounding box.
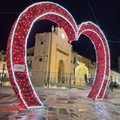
[47,26,54,88]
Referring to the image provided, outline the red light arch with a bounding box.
[6,2,110,109]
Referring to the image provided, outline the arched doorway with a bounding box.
[58,60,65,83]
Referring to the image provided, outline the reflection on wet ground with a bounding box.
[0,87,120,120]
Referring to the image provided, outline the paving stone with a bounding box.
[48,107,57,112]
[69,109,74,112]
[67,100,75,104]
[56,98,68,104]
[47,115,58,120]
[48,112,57,116]
[111,111,120,115]
[57,115,70,120]
[78,108,87,112]
[69,96,77,100]
[39,96,46,102]
[0,112,15,120]
[58,108,68,115]
[47,95,56,103]
[70,112,79,118]
[55,103,74,109]
[80,113,89,119]
[15,115,29,120]
[55,91,68,96]
[29,115,46,120]
[48,107,57,114]
[0,87,120,120]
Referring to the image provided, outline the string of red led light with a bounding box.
[6,2,110,109]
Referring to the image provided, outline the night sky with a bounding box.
[0,0,120,71]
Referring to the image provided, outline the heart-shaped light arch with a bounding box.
[78,22,110,99]
[6,2,110,109]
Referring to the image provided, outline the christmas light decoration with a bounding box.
[74,63,89,86]
[6,1,110,109]
[78,22,110,100]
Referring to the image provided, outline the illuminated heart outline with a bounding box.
[6,2,110,109]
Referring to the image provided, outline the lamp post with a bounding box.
[47,26,54,88]
[74,62,76,85]
[74,54,78,85]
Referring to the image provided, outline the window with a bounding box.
[29,60,32,67]
[39,58,42,62]
[41,41,43,44]
[27,53,30,56]
[73,56,76,64]
[27,60,32,68]
[3,64,5,69]
[3,57,6,62]
[31,53,34,56]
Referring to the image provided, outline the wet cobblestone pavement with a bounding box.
[0,86,120,120]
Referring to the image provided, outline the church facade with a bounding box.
[0,26,97,87]
[27,26,94,86]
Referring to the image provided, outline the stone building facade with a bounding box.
[30,27,73,86]
[28,27,94,86]
[0,26,96,86]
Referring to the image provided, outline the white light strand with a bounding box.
[9,2,78,109]
[78,27,106,100]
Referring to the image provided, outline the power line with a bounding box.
[108,40,120,43]
[86,0,120,44]
[0,12,20,14]
[83,44,93,56]
[30,0,34,4]
[107,34,120,41]
[86,0,100,26]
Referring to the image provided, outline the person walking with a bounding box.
[109,81,114,92]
